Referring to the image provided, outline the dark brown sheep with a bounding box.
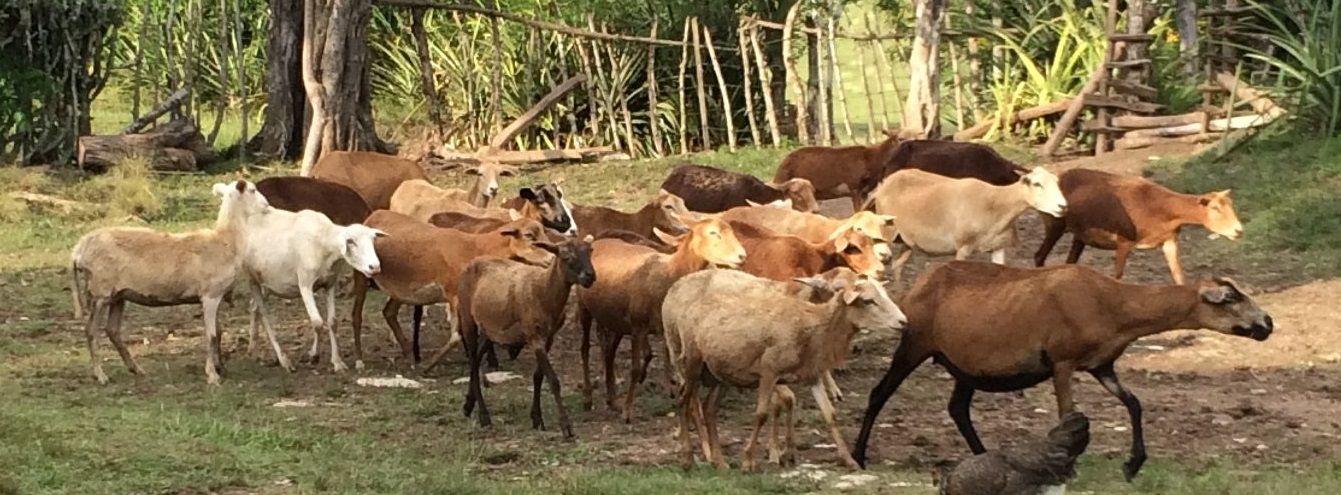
[255,176,371,226]
[661,164,818,213]
[875,140,1028,191]
[772,129,909,210]
[310,151,428,210]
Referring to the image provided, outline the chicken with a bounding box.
[936,412,1090,495]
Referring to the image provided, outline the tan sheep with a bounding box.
[661,267,907,471]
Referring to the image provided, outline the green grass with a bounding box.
[1150,134,1341,280]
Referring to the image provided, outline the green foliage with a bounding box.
[1244,0,1341,135]
[0,0,124,164]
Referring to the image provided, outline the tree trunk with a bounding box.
[252,0,306,160]
[1175,0,1198,76]
[300,0,390,174]
[805,16,823,143]
[1125,0,1153,85]
[903,0,944,138]
[410,8,445,138]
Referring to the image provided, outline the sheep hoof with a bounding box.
[332,361,349,373]
[1122,456,1146,481]
[94,369,109,385]
[354,360,366,371]
[306,353,321,365]
[206,373,222,386]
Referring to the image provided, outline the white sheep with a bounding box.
[240,203,385,373]
[70,180,269,385]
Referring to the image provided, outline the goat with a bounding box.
[459,236,597,439]
[853,261,1274,480]
[572,189,691,239]
[662,267,907,470]
[310,151,428,210]
[576,218,747,422]
[70,180,269,385]
[866,168,1067,283]
[255,176,371,226]
[349,211,551,369]
[719,207,897,262]
[660,164,818,213]
[1034,168,1244,285]
[876,140,1029,191]
[772,129,911,210]
[239,203,385,373]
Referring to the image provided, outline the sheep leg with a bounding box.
[1112,243,1133,280]
[201,296,224,385]
[622,332,649,423]
[849,193,864,213]
[411,305,423,364]
[579,306,595,411]
[322,286,348,372]
[1065,239,1086,264]
[954,245,975,261]
[854,342,931,468]
[530,352,546,431]
[351,275,369,370]
[380,299,414,365]
[823,370,843,402]
[483,341,501,370]
[741,375,779,472]
[247,297,260,355]
[1035,215,1066,266]
[536,338,575,439]
[676,356,704,469]
[602,331,624,411]
[813,381,860,470]
[250,284,294,372]
[460,318,491,428]
[890,247,914,286]
[1162,238,1185,285]
[702,383,728,470]
[768,385,797,466]
[298,281,328,366]
[1091,363,1147,481]
[948,381,986,454]
[84,299,109,384]
[103,299,145,376]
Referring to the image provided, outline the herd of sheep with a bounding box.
[66,134,1275,492]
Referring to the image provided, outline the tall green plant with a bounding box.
[1245,0,1341,135]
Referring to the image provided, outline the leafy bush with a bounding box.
[1245,0,1341,135]
[73,156,162,219]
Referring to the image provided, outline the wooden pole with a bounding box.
[645,21,663,156]
[551,24,580,147]
[677,19,691,154]
[411,9,445,137]
[486,0,504,136]
[574,28,601,145]
[1042,63,1108,157]
[130,0,150,120]
[588,17,620,151]
[233,0,247,160]
[703,25,736,152]
[738,20,762,148]
[946,14,966,131]
[964,3,983,121]
[827,15,854,144]
[1095,0,1119,156]
[691,17,711,150]
[487,75,588,150]
[815,21,832,146]
[783,3,809,144]
[601,24,636,154]
[856,39,879,143]
[209,0,230,146]
[867,40,892,133]
[750,22,782,147]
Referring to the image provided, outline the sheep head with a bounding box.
[519,181,577,236]
[1198,190,1243,240]
[496,218,553,266]
[535,235,597,288]
[654,218,746,269]
[652,190,691,235]
[464,161,519,200]
[767,178,819,213]
[340,224,386,277]
[1020,167,1067,218]
[1195,277,1272,341]
[795,268,906,333]
[828,227,884,279]
[837,211,897,263]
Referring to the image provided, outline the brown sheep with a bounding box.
[1034,168,1244,285]
[729,220,883,281]
[255,176,371,226]
[576,218,747,422]
[772,129,910,210]
[853,261,1274,480]
[572,190,692,239]
[661,268,907,470]
[720,207,897,262]
[70,180,269,385]
[660,164,818,213]
[310,151,428,210]
[458,236,597,439]
[876,140,1029,190]
[348,210,551,368]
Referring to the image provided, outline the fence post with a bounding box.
[677,19,691,154]
[783,3,809,144]
[749,22,782,147]
[738,19,762,148]
[827,15,854,144]
[703,25,736,152]
[691,17,711,151]
[646,20,663,156]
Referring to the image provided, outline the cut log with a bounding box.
[1122,114,1274,139]
[8,192,90,214]
[953,99,1072,141]
[1108,79,1158,100]
[1105,59,1151,69]
[1107,33,1155,43]
[1042,63,1108,156]
[122,88,191,134]
[1114,132,1222,150]
[78,119,218,172]
[1214,71,1285,120]
[435,146,617,166]
[1111,112,1208,129]
[485,74,588,151]
[1081,94,1164,113]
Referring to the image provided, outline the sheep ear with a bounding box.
[212,183,229,197]
[792,277,835,301]
[519,188,539,201]
[499,227,522,238]
[465,167,482,176]
[1199,284,1234,304]
[500,166,520,177]
[746,199,764,207]
[832,233,851,252]
[507,209,522,221]
[534,241,560,254]
[842,287,862,305]
[653,227,685,246]
[374,229,389,238]
[582,234,595,243]
[881,215,897,227]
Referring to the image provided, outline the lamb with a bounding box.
[865,168,1067,283]
[853,261,1274,480]
[576,218,747,421]
[936,412,1091,495]
[349,211,552,368]
[661,267,907,470]
[70,180,270,385]
[660,164,818,213]
[571,189,692,240]
[458,236,597,439]
[1034,168,1244,285]
[772,129,910,210]
[255,176,371,226]
[719,207,897,262]
[239,203,386,374]
[310,151,428,210]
